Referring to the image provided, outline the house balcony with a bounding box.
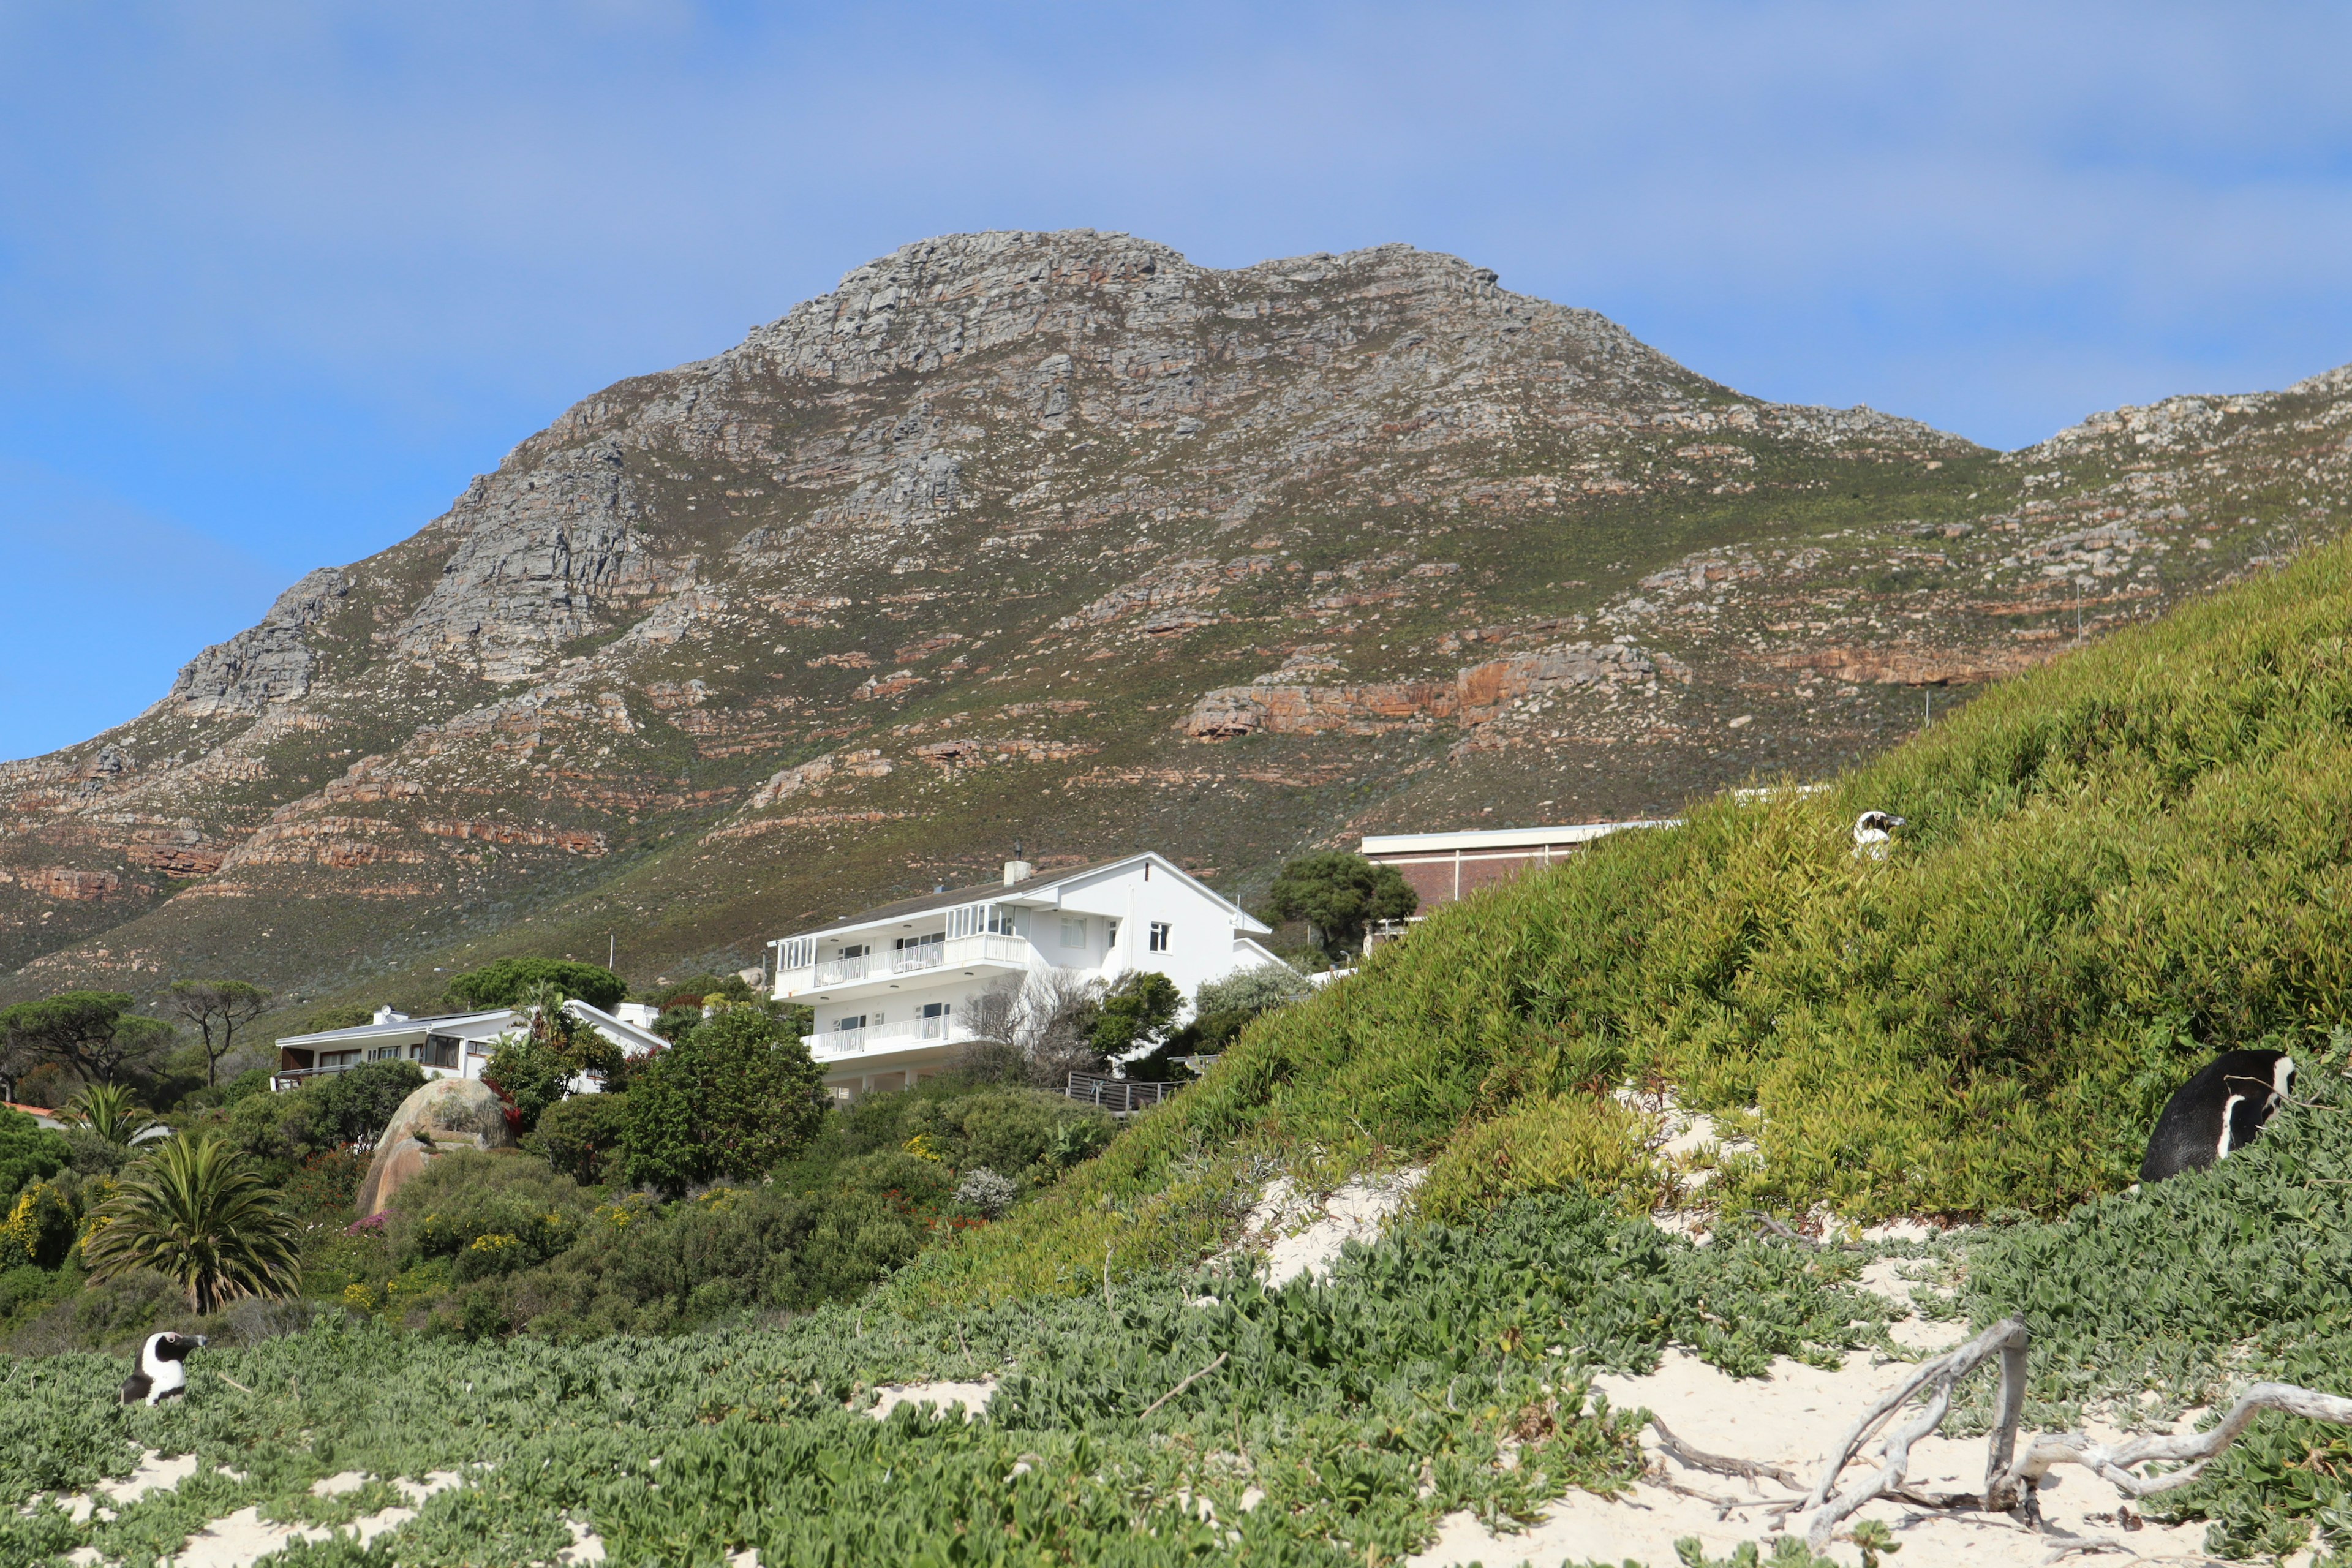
[804,1015,979,1064]
[778,932,1032,1001]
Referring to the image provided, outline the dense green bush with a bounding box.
[223,1060,423,1177]
[621,1009,823,1194]
[0,1109,67,1204]
[524,1092,629,1185]
[384,1152,594,1280]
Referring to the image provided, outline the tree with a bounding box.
[959,970,1107,1088]
[0,1107,67,1206]
[83,1132,301,1313]
[58,1083,159,1145]
[527,1091,631,1185]
[167,979,274,1087]
[0,992,175,1086]
[483,984,625,1134]
[1262,851,1419,961]
[445,958,627,1013]
[621,1008,824,1194]
[1091,971,1181,1060]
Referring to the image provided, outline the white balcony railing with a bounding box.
[787,932,1031,992]
[807,1016,974,1061]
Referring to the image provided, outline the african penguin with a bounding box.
[118,1331,206,1406]
[2139,1049,2296,1183]
[1852,811,1905,861]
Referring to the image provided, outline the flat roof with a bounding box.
[1360,819,1681,856]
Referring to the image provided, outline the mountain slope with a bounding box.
[1,231,2343,1019]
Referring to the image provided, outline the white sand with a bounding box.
[62,1469,468,1568]
[1243,1169,1424,1286]
[1410,1308,2230,1568]
[866,1378,997,1420]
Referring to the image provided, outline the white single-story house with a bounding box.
[271,1000,663,1093]
[770,852,1280,1101]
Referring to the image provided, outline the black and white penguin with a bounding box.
[119,1332,206,1406]
[1852,811,1905,861]
[2139,1049,2296,1183]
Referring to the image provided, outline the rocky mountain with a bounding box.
[3,229,2345,1023]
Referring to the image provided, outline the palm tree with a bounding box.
[59,1082,159,1145]
[83,1133,301,1313]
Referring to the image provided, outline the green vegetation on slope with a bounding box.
[910,535,2352,1305]
[0,1193,1893,1567]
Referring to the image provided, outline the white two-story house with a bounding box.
[771,853,1280,1100]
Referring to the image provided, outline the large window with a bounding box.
[1148,921,1172,952]
[782,937,817,969]
[1060,917,1087,949]
[946,902,1021,938]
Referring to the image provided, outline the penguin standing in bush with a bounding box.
[2140,1049,2296,1183]
[119,1332,206,1406]
[1852,811,1905,861]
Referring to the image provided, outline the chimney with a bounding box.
[1004,839,1033,886]
[373,1006,407,1026]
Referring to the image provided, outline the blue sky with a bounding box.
[3,2,2349,761]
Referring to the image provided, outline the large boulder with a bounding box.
[355,1077,515,1218]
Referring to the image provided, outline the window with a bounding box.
[948,902,1020,938]
[1061,916,1087,949]
[1148,921,1172,952]
[833,1014,867,1033]
[368,1044,403,1062]
[782,937,816,969]
[919,1001,951,1039]
[1104,919,1120,949]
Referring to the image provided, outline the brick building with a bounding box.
[1360,820,1679,910]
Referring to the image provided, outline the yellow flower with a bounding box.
[468,1232,519,1253]
[342,1283,379,1313]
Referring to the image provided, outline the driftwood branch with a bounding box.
[1800,1316,2029,1550]
[1649,1415,1804,1490]
[1992,1381,2352,1512]
[1140,1351,1229,1419]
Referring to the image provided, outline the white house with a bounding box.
[271,1001,663,1092]
[770,853,1279,1101]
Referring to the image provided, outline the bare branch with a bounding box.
[1996,1381,2352,1508]
[1649,1415,1804,1490]
[1141,1351,1229,1418]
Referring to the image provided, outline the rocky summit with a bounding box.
[2,230,2345,1017]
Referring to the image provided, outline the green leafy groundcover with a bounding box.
[906,535,2352,1307]
[0,1193,1890,1567]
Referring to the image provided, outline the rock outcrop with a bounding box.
[3,227,2345,1004]
[355,1078,517,1218]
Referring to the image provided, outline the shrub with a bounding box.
[0,1109,67,1205]
[1090,971,1180,1058]
[56,1084,157,1146]
[227,1059,423,1173]
[1195,962,1312,1019]
[526,1093,630,1185]
[622,1010,824,1194]
[445,959,627,1013]
[1417,1095,1668,1223]
[482,992,622,1134]
[0,1180,78,1270]
[384,1150,592,1281]
[953,1167,1017,1219]
[81,1133,301,1313]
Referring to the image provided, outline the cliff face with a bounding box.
[3,230,2345,1014]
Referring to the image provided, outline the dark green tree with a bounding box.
[526,1091,631,1185]
[622,1009,824,1194]
[0,1107,68,1205]
[1090,971,1182,1060]
[1262,851,1419,961]
[0,992,175,1085]
[167,979,273,1087]
[445,958,627,1013]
